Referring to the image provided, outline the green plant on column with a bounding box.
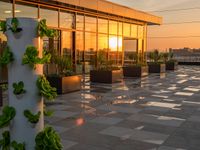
[0,46,14,66]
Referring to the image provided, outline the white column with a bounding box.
[6,18,43,150]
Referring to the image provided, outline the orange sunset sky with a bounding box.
[108,0,200,51]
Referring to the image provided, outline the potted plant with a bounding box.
[165,52,178,70]
[90,50,123,83]
[24,110,41,128]
[123,53,148,77]
[47,55,82,94]
[148,49,166,73]
[12,81,26,99]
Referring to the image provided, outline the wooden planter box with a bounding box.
[166,62,178,70]
[47,75,82,94]
[148,63,166,73]
[123,66,148,77]
[90,70,123,84]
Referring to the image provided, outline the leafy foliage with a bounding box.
[0,46,14,66]
[11,141,25,150]
[53,55,74,76]
[148,49,163,64]
[8,18,22,33]
[0,131,10,150]
[38,19,58,38]
[13,81,26,95]
[36,75,57,100]
[43,105,54,117]
[35,127,62,150]
[96,50,120,71]
[24,110,41,124]
[0,21,7,33]
[0,106,16,128]
[22,46,51,69]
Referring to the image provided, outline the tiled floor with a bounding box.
[2,66,200,150]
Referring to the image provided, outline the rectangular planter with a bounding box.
[166,62,178,70]
[90,70,123,84]
[123,66,148,77]
[148,63,166,73]
[47,75,82,94]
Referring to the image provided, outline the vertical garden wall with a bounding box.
[0,17,62,150]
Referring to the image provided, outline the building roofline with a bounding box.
[53,0,162,25]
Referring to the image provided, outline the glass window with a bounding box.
[0,1,12,20]
[98,34,108,51]
[131,24,138,38]
[61,31,72,57]
[76,31,84,74]
[109,20,117,35]
[85,32,96,73]
[85,16,96,32]
[138,25,144,38]
[124,39,138,64]
[109,35,118,63]
[118,36,123,65]
[98,18,108,34]
[60,11,75,29]
[40,7,58,27]
[123,23,131,37]
[118,22,122,35]
[15,3,37,18]
[76,14,84,30]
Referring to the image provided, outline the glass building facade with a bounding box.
[0,0,160,75]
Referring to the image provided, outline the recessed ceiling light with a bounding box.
[4,10,21,14]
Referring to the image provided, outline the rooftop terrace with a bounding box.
[1,66,200,150]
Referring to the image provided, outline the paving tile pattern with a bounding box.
[1,66,200,150]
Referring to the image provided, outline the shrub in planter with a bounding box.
[123,53,148,77]
[164,52,178,70]
[47,55,82,94]
[90,50,122,83]
[148,50,166,73]
[0,131,10,150]
[11,141,25,150]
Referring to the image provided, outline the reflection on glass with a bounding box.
[76,32,84,74]
[138,25,144,38]
[98,18,108,33]
[76,14,84,30]
[85,16,96,32]
[109,20,117,35]
[98,34,108,51]
[85,32,96,73]
[62,31,72,57]
[40,7,58,27]
[118,36,123,64]
[138,39,143,53]
[60,11,75,29]
[15,3,37,18]
[124,39,138,64]
[131,24,138,38]
[0,1,12,20]
[118,22,123,35]
[109,35,118,63]
[43,31,60,75]
[123,23,131,37]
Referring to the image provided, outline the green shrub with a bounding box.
[36,75,57,100]
[35,127,62,150]
[0,106,16,128]
[7,18,22,33]
[24,110,41,124]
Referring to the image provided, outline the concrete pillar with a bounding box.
[6,18,43,150]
